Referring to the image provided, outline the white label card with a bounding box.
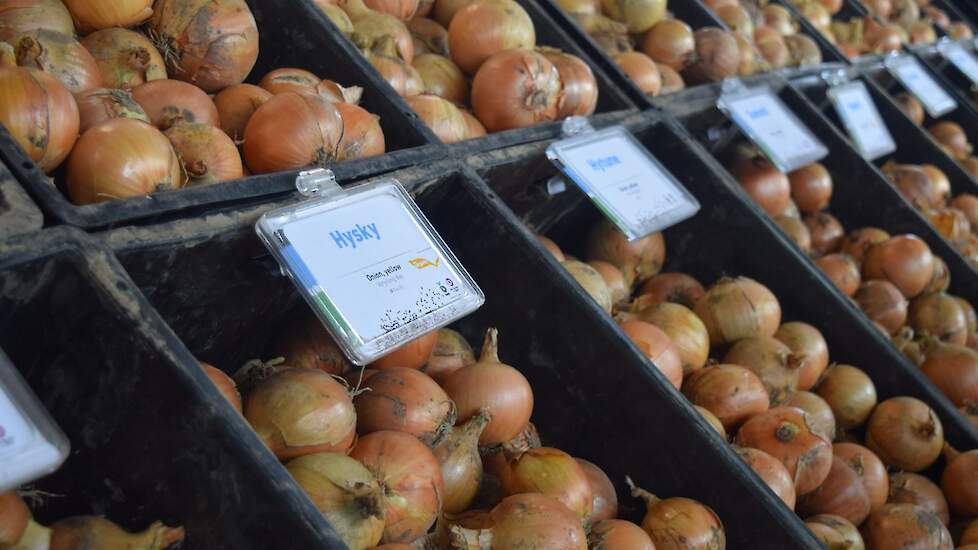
[828,81,897,160]
[0,387,33,461]
[718,87,828,172]
[546,126,700,240]
[889,56,958,117]
[256,179,484,365]
[944,43,978,87]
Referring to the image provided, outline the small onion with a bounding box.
[735,406,832,495]
[637,272,705,309]
[629,480,726,550]
[785,391,835,442]
[789,163,832,214]
[132,79,219,130]
[886,163,940,210]
[354,367,455,445]
[682,363,770,431]
[600,0,664,33]
[815,253,861,298]
[433,408,490,514]
[11,29,102,94]
[683,27,739,84]
[535,234,564,261]
[694,277,782,346]
[762,4,797,35]
[564,260,613,314]
[641,18,694,71]
[335,102,385,161]
[471,49,560,132]
[164,122,243,186]
[888,472,949,526]
[588,519,655,549]
[860,504,953,550]
[243,91,343,174]
[370,331,439,371]
[577,458,618,523]
[213,83,271,141]
[776,322,830,391]
[920,164,951,203]
[617,319,683,389]
[585,218,665,287]
[865,396,943,472]
[588,260,628,306]
[422,328,475,384]
[541,49,598,118]
[929,121,971,159]
[0,0,74,40]
[634,301,709,375]
[736,446,796,509]
[784,34,822,67]
[863,235,935,299]
[854,279,908,335]
[731,155,791,216]
[804,212,844,257]
[449,493,587,549]
[754,27,789,69]
[833,442,889,511]
[412,53,467,104]
[797,455,871,525]
[910,292,968,345]
[774,215,812,254]
[62,0,152,31]
[448,0,535,75]
[723,336,802,406]
[804,515,863,550]
[81,28,166,89]
[716,4,753,39]
[407,93,468,144]
[841,227,890,266]
[75,88,149,133]
[612,51,661,96]
[501,447,593,521]
[815,364,876,432]
[733,33,757,77]
[656,62,684,94]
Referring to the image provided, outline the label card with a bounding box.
[827,80,897,160]
[943,42,978,87]
[718,86,828,172]
[256,179,484,365]
[547,126,700,240]
[888,55,958,117]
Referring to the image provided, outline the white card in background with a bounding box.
[943,43,978,87]
[828,80,897,160]
[546,126,700,240]
[256,179,484,365]
[718,86,828,173]
[888,56,958,117]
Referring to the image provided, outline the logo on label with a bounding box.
[410,257,441,269]
[330,223,381,249]
[587,155,622,172]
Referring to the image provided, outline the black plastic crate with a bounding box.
[948,0,978,26]
[0,160,41,241]
[0,227,344,549]
[0,0,446,231]
[104,161,820,549]
[914,41,978,111]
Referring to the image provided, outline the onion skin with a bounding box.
[804,212,844,257]
[81,28,167,89]
[588,260,628,306]
[75,88,150,133]
[612,51,660,96]
[854,279,908,335]
[0,492,28,545]
[723,336,802,406]
[815,364,876,431]
[920,340,978,407]
[459,109,486,139]
[638,272,705,309]
[600,0,664,33]
[929,121,971,159]
[471,49,560,133]
[433,408,490,514]
[863,235,935,299]
[815,254,860,297]
[164,122,243,186]
[805,514,864,549]
[564,260,613,314]
[214,83,272,141]
[641,18,694,71]
[736,446,796,509]
[412,53,467,104]
[408,17,449,57]
[922,257,950,295]
[952,194,978,229]
[48,517,185,550]
[354,367,455,445]
[243,91,343,174]
[285,452,386,549]
[345,0,415,62]
[630,481,726,550]
[684,27,739,84]
[797,455,871,525]
[406,93,467,143]
[789,163,832,214]
[585,218,665,287]
[635,301,710,374]
[736,406,832,495]
[501,447,593,521]
[731,156,791,216]
[617,318,683,389]
[888,472,949,526]
[577,458,618,523]
[368,45,424,97]
[243,367,356,460]
[656,62,684,94]
[66,118,184,204]
[200,361,242,412]
[694,277,781,345]
[335,101,385,160]
[448,0,535,75]
[450,493,587,549]
[893,92,924,125]
[258,67,320,95]
[62,0,152,32]
[775,215,812,254]
[941,448,978,517]
[785,391,835,442]
[271,314,352,376]
[865,396,943,472]
[536,234,565,261]
[694,405,727,439]
[147,0,260,92]
[776,322,829,392]
[588,519,655,549]
[11,29,102,94]
[0,0,75,40]
[682,363,770,431]
[132,79,219,130]
[842,227,890,266]
[542,49,598,118]
[350,430,445,544]
[370,331,439,371]
[422,328,475,385]
[860,504,953,550]
[833,442,888,512]
[364,0,419,20]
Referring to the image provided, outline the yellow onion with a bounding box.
[612,51,661,96]
[213,83,272,141]
[501,447,593,521]
[10,29,102,94]
[920,339,978,407]
[164,122,243,186]
[367,36,423,97]
[577,459,618,523]
[412,53,467,104]
[81,28,167,89]
[889,472,950,526]
[657,64,684,93]
[865,396,943,472]
[421,328,475,384]
[600,0,665,33]
[564,260,613,314]
[723,336,802,405]
[909,292,968,345]
[449,493,587,549]
[335,102,385,161]
[258,67,320,95]
[629,479,726,550]
[736,406,833,495]
[48,517,184,550]
[861,504,953,550]
[540,48,598,118]
[0,65,78,173]
[683,363,770,431]
[815,364,876,431]
[585,218,665,287]
[587,260,629,306]
[270,313,352,376]
[805,515,863,550]
[694,277,781,345]
[588,519,655,549]
[785,391,835,442]
[736,446,796,510]
[364,0,419,20]
[641,18,694,71]
[243,91,343,174]
[775,322,829,391]
[784,35,822,66]
[471,48,560,132]
[854,279,907,335]
[448,0,535,75]
[315,1,354,36]
[131,78,219,130]
[0,0,74,40]
[684,27,739,84]
[344,0,415,62]
[406,93,468,144]
[62,0,152,31]
[433,408,490,514]
[634,301,709,374]
[408,17,449,57]
[862,234,935,299]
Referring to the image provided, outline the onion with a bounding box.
[815,364,877,432]
[863,235,935,299]
[922,256,950,295]
[501,447,593,521]
[637,272,705,309]
[433,408,490,513]
[354,367,455,445]
[694,277,781,346]
[962,297,978,333]
[335,102,385,161]
[887,163,940,210]
[617,319,683,389]
[723,336,802,405]
[775,215,812,254]
[472,49,560,132]
[952,194,978,228]
[364,0,418,20]
[541,49,598,118]
[920,164,950,203]
[948,22,975,40]
[842,227,890,266]
[733,33,757,77]
[785,391,835,441]
[62,0,151,31]
[448,0,534,75]
[350,430,445,543]
[641,19,694,71]
[854,279,908,335]
[910,292,968,345]
[921,340,978,407]
[146,0,259,92]
[694,405,727,439]
[48,517,185,549]
[0,492,28,545]
[719,5,756,40]
[776,322,829,393]
[804,515,863,550]
[407,93,468,143]
[762,5,796,36]
[784,34,822,67]
[797,455,871,525]
[754,27,790,69]
[368,41,424,97]
[612,51,660,96]
[0,0,74,40]
[735,406,832,494]
[200,361,241,412]
[212,83,271,141]
[258,68,320,95]
[75,88,149,133]
[271,313,352,376]
[316,2,354,36]
[804,212,844,257]
[421,328,474,385]
[965,520,978,545]
[344,0,414,61]
[553,0,600,17]
[888,472,949,526]
[412,53,467,105]
[577,458,618,523]
[683,27,739,84]
[833,442,888,511]
[164,122,243,186]
[81,28,166,90]
[585,218,665,287]
[459,109,486,139]
[132,79,219,130]
[408,17,449,57]
[962,156,978,181]
[449,493,587,549]
[243,91,343,174]
[731,155,791,216]
[588,519,655,549]
[635,302,710,375]
[285,452,386,549]
[865,396,943,472]
[789,163,832,214]
[66,118,184,204]
[10,29,102,94]
[815,254,861,298]
[682,363,770,431]
[894,92,924,125]
[586,261,627,306]
[442,328,533,446]
[564,260,613,314]
[656,62,684,94]
[600,0,664,33]
[736,446,796,509]
[370,332,439,371]
[929,121,972,159]
[628,479,726,550]
[860,504,953,550]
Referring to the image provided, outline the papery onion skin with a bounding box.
[48,516,185,550]
[736,406,833,495]
[736,446,796,509]
[200,361,241,412]
[723,336,802,406]
[412,53,467,104]
[354,367,455,445]
[471,48,559,133]
[863,235,935,299]
[854,279,908,335]
[271,313,352,375]
[406,93,468,143]
[345,0,415,62]
[732,156,791,216]
[864,396,944,472]
[501,447,593,521]
[588,260,629,306]
[641,18,694,71]
[147,0,260,92]
[833,442,889,512]
[11,29,102,94]
[450,493,587,549]
[0,0,75,40]
[66,118,184,204]
[565,260,613,314]
[132,78,219,130]
[694,405,727,439]
[408,17,449,57]
[682,363,770,431]
[635,301,709,375]
[775,215,812,254]
[433,408,490,514]
[842,227,890,266]
[797,455,871,525]
[370,331,439,371]
[422,328,475,385]
[448,0,535,75]
[815,364,876,432]
[585,218,665,287]
[81,28,167,89]
[785,391,835,442]
[618,318,683,389]
[638,272,704,309]
[213,83,272,141]
[929,121,971,159]
[888,472,949,526]
[258,67,320,95]
[789,163,832,214]
[911,293,968,346]
[806,514,864,550]
[62,0,152,31]
[75,88,150,134]
[775,322,829,392]
[364,0,419,20]
[694,277,782,346]
[804,212,844,257]
[600,0,664,33]
[243,91,343,174]
[164,122,243,186]
[860,504,953,550]
[630,481,726,550]
[588,519,655,549]
[656,62,684,94]
[541,49,598,118]
[922,256,950,295]
[612,51,660,96]
[459,109,486,139]
[942,447,978,517]
[577,458,618,523]
[335,101,385,161]
[684,27,739,84]
[368,45,424,97]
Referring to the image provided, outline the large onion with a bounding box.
[860,504,953,550]
[815,253,861,297]
[449,493,587,549]
[775,322,829,391]
[243,367,356,459]
[354,367,455,444]
[585,218,665,287]
[577,459,617,523]
[854,279,908,335]
[66,118,184,204]
[682,363,770,431]
[433,408,489,514]
[286,453,386,549]
[736,446,796,509]
[723,336,802,405]
[694,277,781,345]
[350,430,445,543]
[541,49,598,118]
[617,319,683,389]
[888,472,949,526]
[789,163,832,214]
[501,447,593,521]
[638,272,704,309]
[10,29,102,94]
[81,28,166,90]
[146,0,259,92]
[335,102,385,160]
[684,27,739,84]
[797,454,871,525]
[243,91,343,174]
[471,48,560,132]
[641,19,693,71]
[862,235,935,299]
[784,391,835,442]
[635,302,709,375]
[164,122,242,186]
[865,396,943,472]
[588,519,655,549]
[731,155,791,216]
[736,406,832,495]
[442,328,533,445]
[815,364,876,432]
[406,93,467,143]
[448,0,534,75]
[132,78,219,130]
[910,293,967,345]
[213,83,272,141]
[629,480,726,550]
[0,66,78,173]
[0,0,74,40]
[62,0,152,31]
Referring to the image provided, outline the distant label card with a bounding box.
[547,126,700,240]
[256,179,484,365]
[888,56,958,117]
[718,86,828,172]
[828,80,897,160]
[944,43,978,87]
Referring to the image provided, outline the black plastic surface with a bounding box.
[0,160,41,241]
